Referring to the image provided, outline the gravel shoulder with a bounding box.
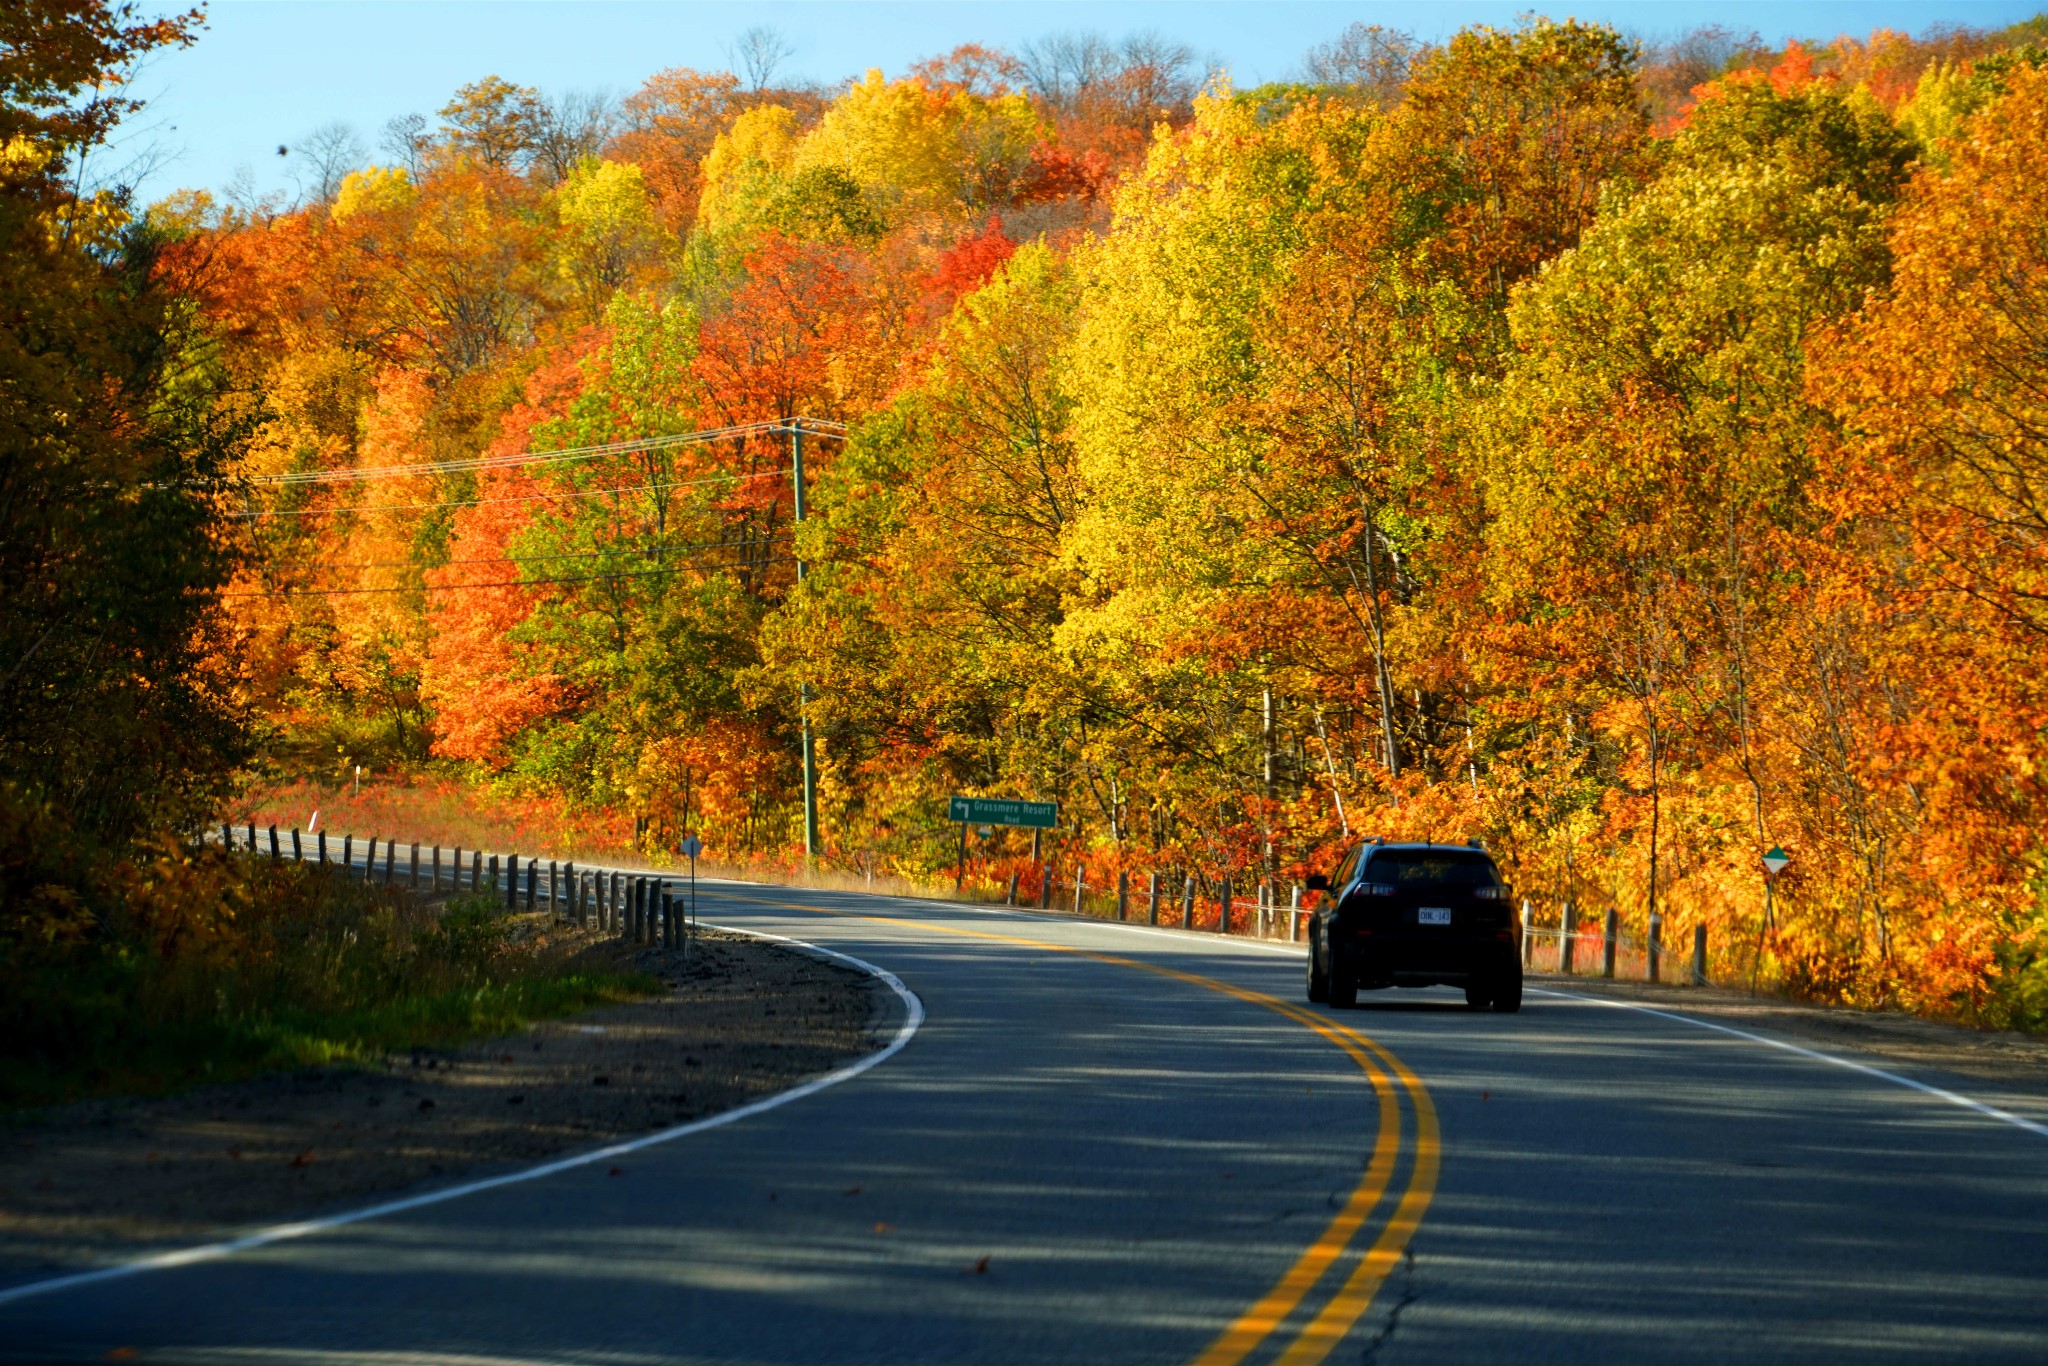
[1534,972,2048,1102]
[0,928,885,1280]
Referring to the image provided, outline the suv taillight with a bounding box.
[1357,882,1397,897]
[1471,885,1508,902]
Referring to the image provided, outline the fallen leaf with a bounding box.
[608,1166,625,1177]
[1482,1091,1490,1101]
[225,1148,242,1160]
[103,1349,138,1362]
[873,1222,893,1233]
[843,1185,862,1197]
[973,1256,990,1275]
[289,1150,316,1168]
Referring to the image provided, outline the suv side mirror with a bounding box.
[1305,873,1330,893]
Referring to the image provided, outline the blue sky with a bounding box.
[111,1,2045,203]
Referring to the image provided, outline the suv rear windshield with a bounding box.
[1363,851,1501,886]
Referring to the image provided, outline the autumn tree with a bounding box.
[1808,64,2048,1018]
[1474,75,1911,978]
[1,0,247,932]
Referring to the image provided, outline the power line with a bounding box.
[249,533,793,574]
[221,556,801,599]
[241,417,849,488]
[229,468,795,520]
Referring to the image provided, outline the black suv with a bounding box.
[1306,841,1522,1012]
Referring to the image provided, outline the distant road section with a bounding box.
[4,880,2046,1363]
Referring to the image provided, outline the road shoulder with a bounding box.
[0,929,884,1279]
[1533,973,2048,1102]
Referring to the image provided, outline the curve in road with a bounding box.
[4,875,2046,1365]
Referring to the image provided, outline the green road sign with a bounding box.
[948,796,1057,829]
[1762,846,1790,876]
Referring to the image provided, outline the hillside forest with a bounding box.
[10,4,2048,1027]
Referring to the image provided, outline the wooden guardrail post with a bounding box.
[1560,907,1576,974]
[1038,866,1051,909]
[1602,910,1618,978]
[221,820,232,850]
[1219,879,1232,934]
[470,849,482,891]
[1148,872,1161,925]
[1692,924,1708,985]
[524,858,537,912]
[291,828,303,861]
[317,830,329,864]
[267,824,280,859]
[1290,883,1302,941]
[1072,866,1085,915]
[1521,899,1533,966]
[1648,912,1663,983]
[1006,872,1019,906]
[1179,875,1194,930]
[341,834,351,873]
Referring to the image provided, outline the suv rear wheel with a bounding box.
[1463,981,1492,1010]
[1328,962,1358,1009]
[1307,933,1329,1003]
[1490,967,1523,1014]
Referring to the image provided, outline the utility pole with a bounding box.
[1261,686,1277,894]
[793,421,821,861]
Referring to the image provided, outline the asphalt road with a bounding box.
[5,877,2047,1364]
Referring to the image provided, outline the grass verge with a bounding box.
[0,848,659,1110]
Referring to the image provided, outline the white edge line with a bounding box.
[0,925,924,1310]
[1530,986,2048,1141]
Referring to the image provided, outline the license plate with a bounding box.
[1418,907,1452,926]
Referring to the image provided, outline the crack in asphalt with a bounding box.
[1358,1247,1419,1364]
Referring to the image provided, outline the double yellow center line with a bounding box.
[709,891,1439,1366]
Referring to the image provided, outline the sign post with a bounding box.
[681,833,703,955]
[1761,845,1790,931]
[946,798,1057,897]
[1754,845,1790,993]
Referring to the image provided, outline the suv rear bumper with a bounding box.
[1334,932,1518,988]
